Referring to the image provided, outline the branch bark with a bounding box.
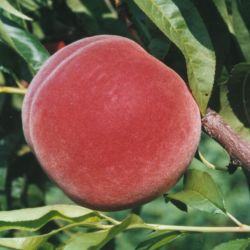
[202,109,250,171]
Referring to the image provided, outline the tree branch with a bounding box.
[202,109,250,171]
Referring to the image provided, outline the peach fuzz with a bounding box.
[22,35,201,211]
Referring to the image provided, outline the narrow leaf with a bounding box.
[0,0,32,20]
[212,238,250,250]
[66,0,92,15]
[63,230,111,250]
[0,210,152,250]
[166,169,226,214]
[136,231,182,250]
[0,219,93,250]
[0,235,48,250]
[0,204,101,232]
[19,0,40,11]
[212,0,234,33]
[220,63,250,143]
[0,18,49,75]
[134,0,216,113]
[232,1,250,62]
[0,205,116,250]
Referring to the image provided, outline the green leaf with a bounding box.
[136,231,182,250]
[19,0,40,11]
[148,38,171,60]
[0,18,49,75]
[0,0,32,20]
[220,63,250,143]
[212,238,250,250]
[0,19,15,47]
[0,235,48,250]
[134,0,216,113]
[62,230,111,250]
[232,1,250,62]
[0,205,106,249]
[166,169,226,214]
[38,242,54,250]
[0,204,101,232]
[66,0,92,15]
[0,219,94,250]
[63,215,141,250]
[193,0,230,81]
[0,207,146,250]
[212,0,234,33]
[65,0,101,35]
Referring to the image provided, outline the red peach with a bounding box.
[22,35,201,211]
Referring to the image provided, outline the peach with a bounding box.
[22,35,201,211]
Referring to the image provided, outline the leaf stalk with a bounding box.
[0,86,27,95]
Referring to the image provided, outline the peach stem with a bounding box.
[202,108,250,171]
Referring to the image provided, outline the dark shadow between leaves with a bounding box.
[172,0,213,50]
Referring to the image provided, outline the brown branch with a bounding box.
[202,109,250,171]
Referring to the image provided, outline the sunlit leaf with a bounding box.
[0,0,32,20]
[19,0,40,11]
[0,235,48,250]
[0,204,101,232]
[212,0,234,33]
[66,0,92,15]
[0,206,148,250]
[166,169,226,214]
[0,205,105,249]
[134,0,216,113]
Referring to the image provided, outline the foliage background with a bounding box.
[0,0,250,249]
